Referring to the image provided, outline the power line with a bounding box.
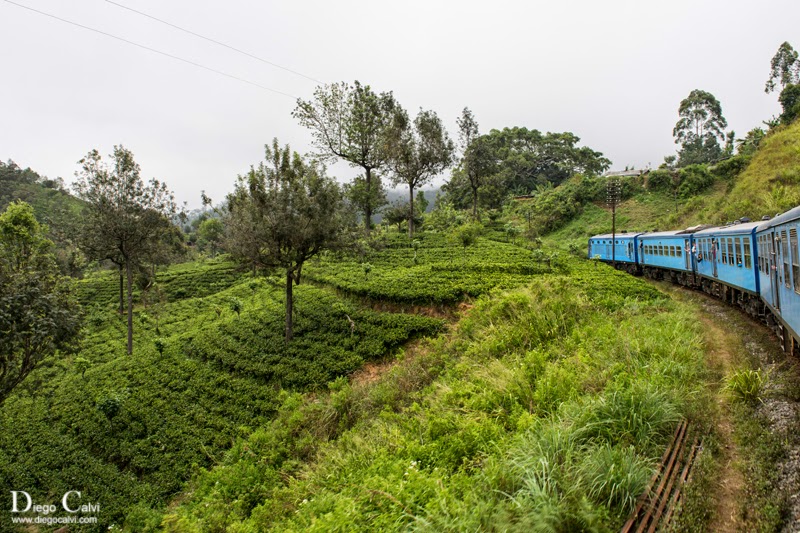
[2,0,298,99]
[105,0,324,85]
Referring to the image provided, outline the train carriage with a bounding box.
[756,206,800,352]
[637,231,693,278]
[588,232,642,273]
[693,222,760,295]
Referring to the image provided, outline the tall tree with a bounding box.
[293,81,398,233]
[73,146,179,355]
[444,127,609,207]
[456,108,496,219]
[225,139,352,342]
[765,41,800,93]
[343,173,388,222]
[0,201,80,405]
[387,108,454,237]
[673,90,728,166]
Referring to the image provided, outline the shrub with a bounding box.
[677,164,714,198]
[74,357,91,378]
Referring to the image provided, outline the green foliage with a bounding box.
[226,138,353,341]
[228,297,243,317]
[74,356,91,378]
[74,145,180,355]
[779,83,800,125]
[196,217,224,256]
[344,173,389,225]
[736,128,766,156]
[646,169,674,192]
[96,389,127,429]
[703,119,800,223]
[0,201,82,404]
[163,258,710,532]
[426,199,463,231]
[453,222,482,251]
[673,89,728,166]
[677,164,714,197]
[0,256,443,528]
[711,153,752,181]
[154,337,166,356]
[765,41,799,94]
[305,232,553,305]
[387,107,454,237]
[504,222,521,243]
[726,368,767,403]
[514,174,603,234]
[293,80,399,231]
[0,160,86,276]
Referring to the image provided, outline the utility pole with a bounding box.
[607,177,621,268]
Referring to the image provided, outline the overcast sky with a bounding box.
[1,0,797,208]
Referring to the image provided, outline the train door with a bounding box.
[684,239,691,270]
[770,231,781,310]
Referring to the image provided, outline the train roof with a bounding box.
[694,221,762,236]
[589,232,643,239]
[638,230,685,239]
[757,205,800,232]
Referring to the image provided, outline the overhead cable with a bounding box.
[105,0,324,85]
[2,0,298,99]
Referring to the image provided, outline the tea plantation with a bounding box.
[0,256,444,530]
[304,232,555,305]
[0,231,719,532]
[162,256,712,532]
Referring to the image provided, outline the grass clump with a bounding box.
[726,368,768,404]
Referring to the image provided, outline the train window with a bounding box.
[659,245,664,256]
[743,239,751,269]
[727,239,734,266]
[742,237,753,268]
[791,228,800,294]
[677,246,682,257]
[735,237,742,265]
[783,231,791,289]
[721,239,728,264]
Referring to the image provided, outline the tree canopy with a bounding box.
[73,146,179,355]
[456,108,496,219]
[225,139,353,341]
[765,41,799,94]
[0,201,80,404]
[673,89,728,166]
[387,107,454,237]
[443,126,609,209]
[293,81,398,233]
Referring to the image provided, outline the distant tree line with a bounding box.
[667,41,800,169]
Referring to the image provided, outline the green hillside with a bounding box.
[2,117,796,532]
[704,120,800,222]
[160,255,712,532]
[537,120,800,250]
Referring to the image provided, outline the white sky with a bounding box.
[1,0,797,208]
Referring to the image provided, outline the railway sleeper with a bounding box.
[621,420,702,533]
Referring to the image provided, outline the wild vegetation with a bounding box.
[0,39,798,532]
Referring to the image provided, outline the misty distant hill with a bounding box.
[375,188,440,222]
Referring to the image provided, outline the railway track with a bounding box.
[621,420,702,532]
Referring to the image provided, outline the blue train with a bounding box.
[589,205,800,354]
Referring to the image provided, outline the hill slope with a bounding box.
[540,120,800,248]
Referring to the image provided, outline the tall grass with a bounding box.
[162,258,714,532]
